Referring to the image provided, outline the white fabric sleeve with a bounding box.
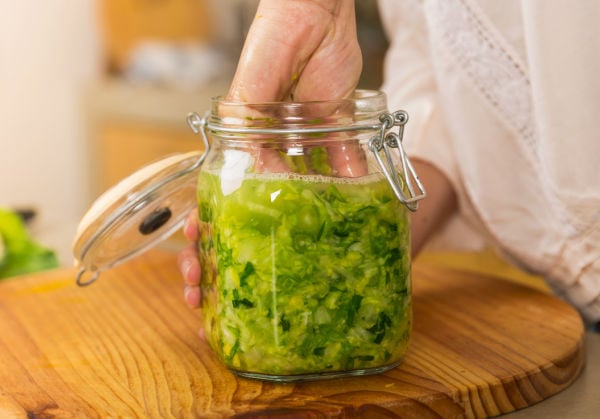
[378,0,459,190]
[378,0,486,251]
[520,1,600,324]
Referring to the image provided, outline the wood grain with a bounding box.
[0,249,584,418]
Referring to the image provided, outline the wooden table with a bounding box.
[0,249,585,418]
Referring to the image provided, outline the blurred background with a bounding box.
[0,0,387,266]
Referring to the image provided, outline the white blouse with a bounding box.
[378,0,600,324]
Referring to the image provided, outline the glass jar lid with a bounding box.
[73,151,205,286]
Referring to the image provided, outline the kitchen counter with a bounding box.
[0,248,594,418]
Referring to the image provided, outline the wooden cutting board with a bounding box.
[0,249,584,418]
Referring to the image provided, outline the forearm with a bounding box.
[409,158,458,256]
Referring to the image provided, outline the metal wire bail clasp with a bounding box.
[187,111,211,150]
[369,111,426,211]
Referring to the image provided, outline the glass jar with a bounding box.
[190,90,424,381]
[72,90,425,382]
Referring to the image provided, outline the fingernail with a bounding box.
[181,259,192,279]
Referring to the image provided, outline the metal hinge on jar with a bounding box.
[368,111,426,211]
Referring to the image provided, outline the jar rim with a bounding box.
[209,89,387,128]
[213,89,386,107]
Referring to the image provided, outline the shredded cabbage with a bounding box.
[197,171,411,376]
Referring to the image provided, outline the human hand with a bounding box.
[179,0,363,308]
[229,0,365,176]
[178,209,201,308]
[227,0,362,102]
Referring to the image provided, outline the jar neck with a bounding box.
[209,90,388,129]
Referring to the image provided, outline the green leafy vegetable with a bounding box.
[309,147,332,176]
[197,171,411,376]
[0,208,59,279]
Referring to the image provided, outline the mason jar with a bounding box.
[72,90,425,383]
[189,90,424,381]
